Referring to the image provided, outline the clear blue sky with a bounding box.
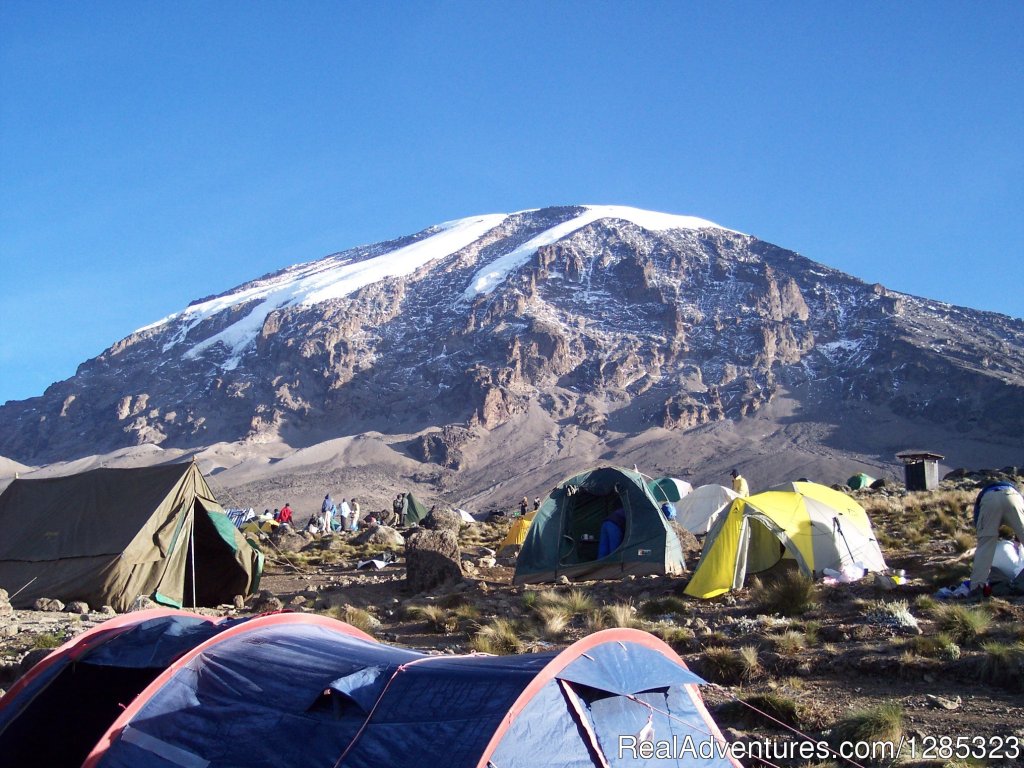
[2,1,1021,405]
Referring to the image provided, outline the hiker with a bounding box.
[970,481,1024,592]
[533,496,541,511]
[519,497,529,516]
[730,469,749,497]
[348,499,361,531]
[338,498,352,531]
[598,507,626,559]
[277,504,293,527]
[393,493,405,522]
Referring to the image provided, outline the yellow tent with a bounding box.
[499,510,537,550]
[685,481,887,599]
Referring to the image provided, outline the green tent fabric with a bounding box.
[514,466,685,584]
[402,492,430,526]
[847,472,876,490]
[0,462,262,612]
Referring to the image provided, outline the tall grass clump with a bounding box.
[470,618,527,655]
[829,703,905,762]
[931,603,992,646]
[977,640,1024,691]
[603,602,641,628]
[751,571,819,617]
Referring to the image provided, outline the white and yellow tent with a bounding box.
[685,481,887,599]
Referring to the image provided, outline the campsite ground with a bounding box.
[2,480,1023,767]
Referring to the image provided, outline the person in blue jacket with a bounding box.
[598,506,627,559]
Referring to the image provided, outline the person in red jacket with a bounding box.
[277,503,294,526]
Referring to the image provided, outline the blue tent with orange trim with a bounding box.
[0,611,746,768]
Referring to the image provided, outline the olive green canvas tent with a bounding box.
[401,492,430,526]
[0,462,263,612]
[514,466,685,584]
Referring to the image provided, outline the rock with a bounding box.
[98,605,117,616]
[33,598,65,612]
[477,557,497,568]
[232,595,246,610]
[421,507,463,533]
[271,529,309,554]
[352,525,405,548]
[19,648,53,674]
[558,575,571,585]
[129,595,157,612]
[926,694,961,711]
[66,601,90,614]
[669,523,702,562]
[0,621,19,638]
[406,529,463,593]
[251,590,284,613]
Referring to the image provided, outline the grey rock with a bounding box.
[33,598,65,612]
[66,601,90,614]
[405,529,463,593]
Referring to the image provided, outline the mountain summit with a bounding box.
[2,205,1022,495]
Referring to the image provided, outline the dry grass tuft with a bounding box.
[470,618,527,655]
[752,571,819,617]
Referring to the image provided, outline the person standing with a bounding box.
[730,469,749,497]
[338,498,352,532]
[519,497,529,516]
[970,481,1024,592]
[349,499,361,531]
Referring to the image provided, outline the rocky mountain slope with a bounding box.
[1,205,1021,506]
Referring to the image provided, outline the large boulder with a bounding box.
[353,525,405,549]
[421,507,463,534]
[405,529,463,593]
[270,528,310,554]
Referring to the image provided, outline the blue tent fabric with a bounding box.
[559,642,705,695]
[489,679,597,768]
[89,621,738,768]
[0,612,238,768]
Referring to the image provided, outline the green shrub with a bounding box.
[31,633,63,650]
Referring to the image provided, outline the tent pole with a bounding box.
[190,516,197,608]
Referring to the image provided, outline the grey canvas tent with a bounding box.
[514,466,685,584]
[0,462,262,612]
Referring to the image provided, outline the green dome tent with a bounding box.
[847,472,876,490]
[514,466,685,584]
[402,492,430,526]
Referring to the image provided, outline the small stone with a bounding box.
[99,605,117,616]
[66,601,90,614]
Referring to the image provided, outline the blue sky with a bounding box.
[1,1,1021,405]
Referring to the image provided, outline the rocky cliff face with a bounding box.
[2,205,1022,465]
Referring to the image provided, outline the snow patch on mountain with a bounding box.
[147,214,507,368]
[461,205,733,300]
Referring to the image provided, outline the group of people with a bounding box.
[517,496,541,516]
[308,494,362,535]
